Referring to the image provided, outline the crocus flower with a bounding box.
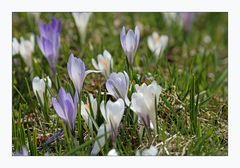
[120,26,140,67]
[67,53,97,95]
[147,32,168,59]
[180,12,194,33]
[14,146,28,156]
[91,98,125,155]
[92,50,113,78]
[12,38,19,56]
[37,17,61,74]
[108,149,119,156]
[106,71,130,106]
[32,76,52,105]
[52,87,78,132]
[136,145,158,156]
[81,93,97,129]
[162,12,179,26]
[131,81,162,134]
[19,34,35,69]
[72,12,92,44]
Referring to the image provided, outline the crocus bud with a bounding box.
[120,26,140,67]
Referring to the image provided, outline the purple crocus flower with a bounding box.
[180,12,194,33]
[67,54,97,95]
[106,71,130,106]
[37,17,61,74]
[52,87,78,132]
[120,26,140,67]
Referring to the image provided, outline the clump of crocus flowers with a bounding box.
[22,14,169,156]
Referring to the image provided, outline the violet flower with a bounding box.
[52,87,78,132]
[180,13,194,33]
[37,17,61,74]
[67,53,97,95]
[106,71,130,106]
[120,26,140,67]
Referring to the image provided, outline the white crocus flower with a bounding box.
[147,32,168,59]
[108,149,119,156]
[19,34,35,69]
[81,93,98,129]
[92,50,113,78]
[136,145,158,156]
[32,76,52,105]
[72,12,92,44]
[12,38,19,56]
[131,81,162,134]
[162,12,179,26]
[91,98,125,155]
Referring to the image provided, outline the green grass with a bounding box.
[12,12,228,156]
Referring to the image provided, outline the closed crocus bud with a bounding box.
[131,81,162,134]
[37,17,61,74]
[32,76,52,105]
[52,87,79,132]
[19,34,35,69]
[163,12,179,26]
[180,12,194,33]
[91,98,125,155]
[67,53,97,95]
[72,12,92,44]
[81,93,97,129]
[106,71,130,106]
[136,145,158,156]
[12,38,19,56]
[147,32,168,59]
[92,50,113,78]
[120,26,140,67]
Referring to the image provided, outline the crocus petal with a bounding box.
[108,149,118,156]
[52,97,66,120]
[91,124,109,156]
[136,145,158,156]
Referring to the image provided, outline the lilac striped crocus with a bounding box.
[106,71,130,106]
[67,54,97,95]
[37,17,61,74]
[52,87,78,132]
[120,26,140,67]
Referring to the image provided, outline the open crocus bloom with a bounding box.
[91,98,125,155]
[72,12,92,44]
[92,50,113,78]
[147,32,168,59]
[81,93,97,129]
[32,76,52,105]
[131,81,162,133]
[52,87,79,132]
[136,145,158,156]
[106,71,130,106]
[120,26,140,67]
[37,17,61,74]
[67,53,97,95]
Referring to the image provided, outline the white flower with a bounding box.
[162,12,180,25]
[131,81,162,133]
[19,34,35,69]
[91,98,125,155]
[32,76,52,105]
[147,32,168,58]
[136,145,158,156]
[12,38,19,56]
[72,12,92,43]
[108,149,119,156]
[81,93,97,129]
[92,50,113,78]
